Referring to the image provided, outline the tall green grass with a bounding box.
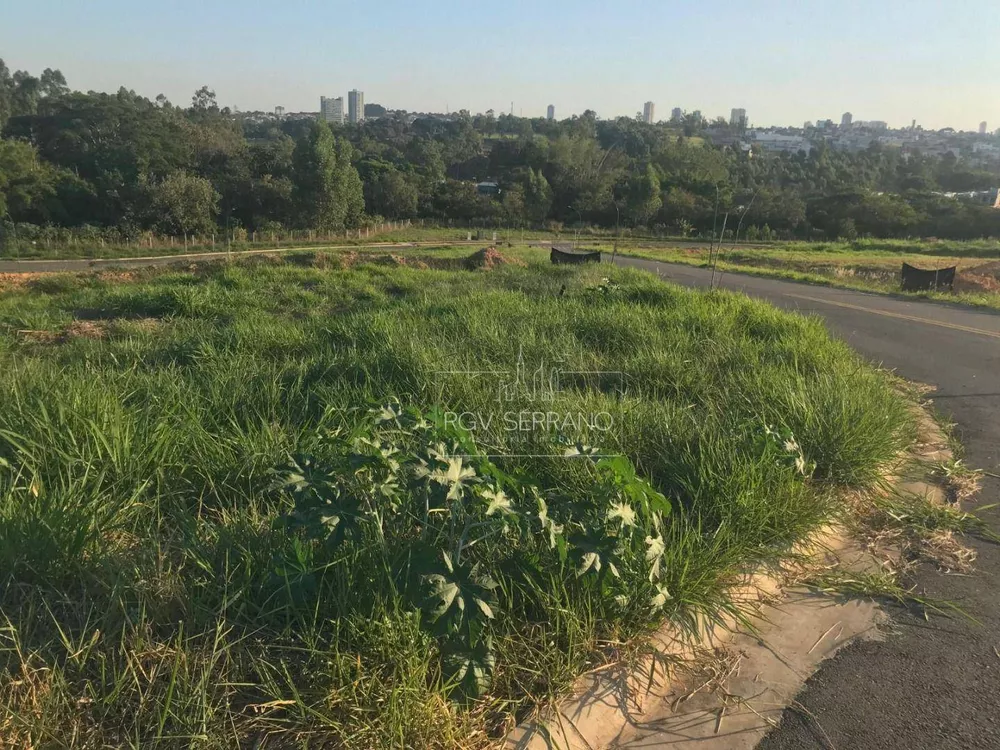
[0,256,912,747]
[620,243,1000,311]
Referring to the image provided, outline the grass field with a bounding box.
[0,226,612,261]
[11,226,1000,313]
[0,252,913,747]
[613,239,1000,310]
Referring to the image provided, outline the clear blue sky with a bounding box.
[3,0,997,130]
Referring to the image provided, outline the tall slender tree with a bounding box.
[292,121,364,230]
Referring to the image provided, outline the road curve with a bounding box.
[613,255,1000,750]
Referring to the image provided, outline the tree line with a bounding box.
[3,59,1000,243]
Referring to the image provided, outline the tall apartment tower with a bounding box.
[319,96,344,125]
[643,101,655,124]
[730,108,747,130]
[841,112,853,129]
[348,90,365,124]
[671,107,682,122]
[547,104,555,121]
[980,121,988,135]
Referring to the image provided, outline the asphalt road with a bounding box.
[613,256,1000,750]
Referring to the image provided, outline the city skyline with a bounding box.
[2,59,994,134]
[296,96,990,136]
[3,0,999,131]
[279,94,991,135]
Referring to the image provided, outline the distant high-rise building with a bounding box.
[547,104,555,120]
[319,96,344,125]
[671,107,683,122]
[980,121,988,135]
[730,108,747,130]
[643,101,655,124]
[275,106,285,118]
[348,90,365,124]
[840,112,853,129]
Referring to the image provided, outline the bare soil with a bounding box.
[465,247,527,270]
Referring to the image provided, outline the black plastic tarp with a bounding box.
[901,263,956,292]
[551,246,601,264]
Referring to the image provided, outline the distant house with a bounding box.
[476,181,501,196]
[748,131,811,153]
[935,188,1000,208]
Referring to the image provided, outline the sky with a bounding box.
[3,0,998,131]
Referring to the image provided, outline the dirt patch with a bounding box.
[15,329,62,344]
[65,321,107,339]
[241,253,285,268]
[332,251,357,269]
[16,320,109,344]
[465,247,527,270]
[2,268,154,294]
[954,260,1000,293]
[309,251,345,270]
[0,273,46,291]
[954,273,1000,293]
[379,253,429,270]
[293,250,367,270]
[94,270,140,284]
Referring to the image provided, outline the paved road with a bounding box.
[613,256,1000,750]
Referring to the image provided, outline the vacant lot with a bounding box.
[0,253,911,747]
[618,239,1000,310]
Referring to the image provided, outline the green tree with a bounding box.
[10,71,41,118]
[545,134,623,219]
[406,138,446,184]
[0,60,68,126]
[144,171,220,235]
[0,138,46,219]
[190,86,219,113]
[502,183,526,225]
[626,164,662,226]
[0,138,94,225]
[4,89,199,225]
[429,179,498,223]
[0,60,11,127]
[39,69,68,99]
[366,169,418,219]
[524,168,553,224]
[745,188,806,232]
[291,121,365,230]
[335,138,365,227]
